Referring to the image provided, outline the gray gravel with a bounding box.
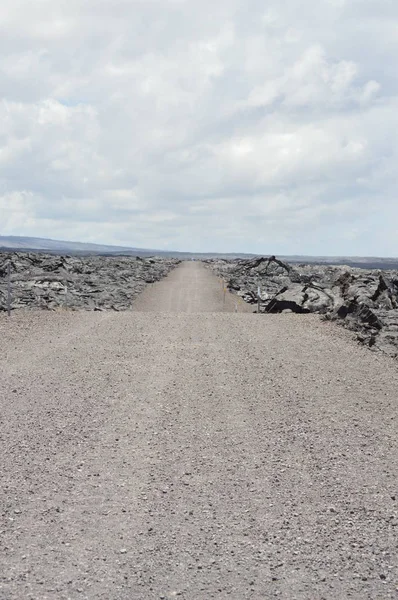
[1,262,397,599]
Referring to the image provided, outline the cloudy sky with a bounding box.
[0,0,397,255]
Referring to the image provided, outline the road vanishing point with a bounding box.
[1,261,397,599]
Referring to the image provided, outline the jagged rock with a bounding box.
[205,256,398,358]
[0,253,180,312]
[266,286,310,314]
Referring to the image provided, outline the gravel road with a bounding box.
[1,261,397,599]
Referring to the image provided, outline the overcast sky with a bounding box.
[0,0,397,255]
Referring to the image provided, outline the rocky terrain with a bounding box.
[205,256,398,358]
[0,252,180,312]
[2,262,398,599]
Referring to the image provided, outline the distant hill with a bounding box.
[0,235,397,268]
[0,235,155,254]
[0,235,257,259]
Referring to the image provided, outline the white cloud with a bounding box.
[0,0,397,255]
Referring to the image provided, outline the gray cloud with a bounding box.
[1,0,397,254]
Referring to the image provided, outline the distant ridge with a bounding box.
[0,235,397,268]
[0,235,256,259]
[0,235,156,253]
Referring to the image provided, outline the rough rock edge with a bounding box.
[0,252,181,312]
[205,256,398,358]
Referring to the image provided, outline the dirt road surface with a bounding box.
[1,261,397,599]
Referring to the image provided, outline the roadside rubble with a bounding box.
[206,256,398,358]
[0,253,180,312]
